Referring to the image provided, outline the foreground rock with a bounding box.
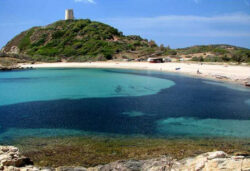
[1,146,249,171]
[0,146,33,170]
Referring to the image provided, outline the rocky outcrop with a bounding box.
[0,146,33,170]
[1,146,250,171]
[86,151,250,171]
[8,46,20,54]
[0,66,21,71]
[0,65,33,71]
[173,151,250,171]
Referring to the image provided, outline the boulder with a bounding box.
[0,146,33,168]
[9,46,20,54]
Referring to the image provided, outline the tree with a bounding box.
[149,40,157,48]
[222,55,230,62]
[232,51,248,64]
[160,44,165,51]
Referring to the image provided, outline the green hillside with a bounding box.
[1,19,163,62]
[176,45,250,63]
[1,19,250,63]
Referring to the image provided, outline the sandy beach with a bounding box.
[21,62,250,86]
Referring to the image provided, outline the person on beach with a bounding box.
[197,69,202,74]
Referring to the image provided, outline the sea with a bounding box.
[0,68,250,143]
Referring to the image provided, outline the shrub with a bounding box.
[36,47,59,56]
[191,56,204,62]
[222,55,230,62]
[160,44,165,51]
[212,48,228,55]
[231,50,250,63]
[18,29,35,51]
[52,31,65,39]
[132,41,141,47]
[204,56,223,62]
[63,46,76,57]
[165,50,177,56]
[149,40,157,47]
[73,42,83,49]
[127,35,143,41]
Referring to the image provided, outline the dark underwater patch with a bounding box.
[0,68,249,141]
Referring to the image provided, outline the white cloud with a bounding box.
[100,13,250,38]
[103,13,250,28]
[74,0,96,4]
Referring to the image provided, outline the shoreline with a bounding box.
[14,136,250,167]
[2,146,250,171]
[2,136,250,169]
[20,61,250,87]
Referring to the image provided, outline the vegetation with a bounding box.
[177,45,235,55]
[15,136,250,167]
[2,20,164,62]
[2,20,250,63]
[178,45,250,63]
[231,49,250,63]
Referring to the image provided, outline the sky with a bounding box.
[0,0,250,49]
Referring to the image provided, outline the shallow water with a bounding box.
[0,68,175,106]
[0,68,249,143]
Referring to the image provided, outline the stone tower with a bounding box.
[65,9,74,20]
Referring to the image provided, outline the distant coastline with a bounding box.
[21,61,250,87]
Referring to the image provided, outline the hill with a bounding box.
[176,44,250,63]
[1,19,165,62]
[1,19,250,63]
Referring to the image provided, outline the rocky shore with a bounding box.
[1,146,249,171]
[0,65,32,71]
[0,66,21,71]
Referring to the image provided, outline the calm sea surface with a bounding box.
[0,68,250,143]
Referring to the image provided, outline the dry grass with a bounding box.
[0,57,25,67]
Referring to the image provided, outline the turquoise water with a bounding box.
[0,68,175,106]
[0,68,250,142]
[157,117,250,137]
